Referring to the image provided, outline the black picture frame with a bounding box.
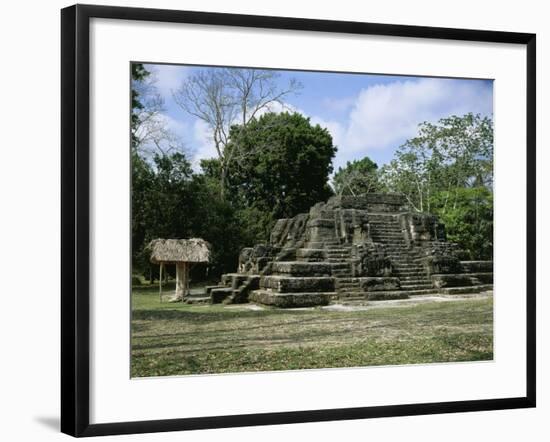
[61,4,536,437]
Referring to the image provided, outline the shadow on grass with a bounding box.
[131,307,307,322]
[132,280,219,293]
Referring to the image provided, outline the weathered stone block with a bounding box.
[307,218,335,228]
[365,291,409,301]
[210,287,233,303]
[271,261,332,276]
[422,255,461,275]
[473,272,493,284]
[460,261,493,273]
[249,290,332,308]
[205,285,225,295]
[359,277,400,292]
[430,273,492,288]
[221,273,248,288]
[260,276,335,292]
[270,214,309,247]
[296,248,325,261]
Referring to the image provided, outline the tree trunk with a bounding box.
[171,262,188,302]
[159,262,163,302]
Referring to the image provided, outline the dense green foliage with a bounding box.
[380,113,493,212]
[132,152,249,279]
[225,112,336,239]
[333,157,380,195]
[430,187,493,260]
[379,113,493,259]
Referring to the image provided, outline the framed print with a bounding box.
[61,4,536,437]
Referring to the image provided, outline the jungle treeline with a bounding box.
[131,64,493,281]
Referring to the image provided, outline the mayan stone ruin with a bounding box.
[206,193,493,307]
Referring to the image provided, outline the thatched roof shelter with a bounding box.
[148,238,211,264]
[147,238,211,303]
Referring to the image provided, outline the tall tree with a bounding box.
[131,152,195,273]
[131,63,149,149]
[380,113,493,213]
[172,68,301,198]
[333,157,380,196]
[131,63,185,158]
[430,187,493,260]
[225,112,337,239]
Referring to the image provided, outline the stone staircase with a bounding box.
[248,261,336,307]
[368,213,434,293]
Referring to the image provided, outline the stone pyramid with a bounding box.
[207,193,493,307]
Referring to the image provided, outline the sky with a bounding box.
[142,63,493,173]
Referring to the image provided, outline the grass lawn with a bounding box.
[131,284,493,377]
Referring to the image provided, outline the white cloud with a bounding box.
[187,77,493,174]
[321,96,356,114]
[344,78,492,153]
[190,120,217,172]
[150,64,188,99]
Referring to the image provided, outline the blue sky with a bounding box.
[143,63,493,173]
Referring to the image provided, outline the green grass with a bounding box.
[131,287,493,377]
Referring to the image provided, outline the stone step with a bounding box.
[335,277,360,283]
[400,283,433,290]
[339,291,410,301]
[332,271,353,277]
[339,288,441,302]
[183,296,211,305]
[372,239,405,243]
[330,262,351,269]
[210,287,233,303]
[250,290,334,308]
[260,276,335,293]
[387,251,422,255]
[371,231,403,234]
[440,284,492,295]
[335,283,361,289]
[372,233,402,236]
[399,277,430,282]
[336,287,364,296]
[271,261,332,277]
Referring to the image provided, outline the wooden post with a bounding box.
[185,262,190,298]
[183,262,188,302]
[175,262,185,302]
[159,262,163,302]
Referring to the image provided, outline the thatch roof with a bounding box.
[148,238,211,264]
